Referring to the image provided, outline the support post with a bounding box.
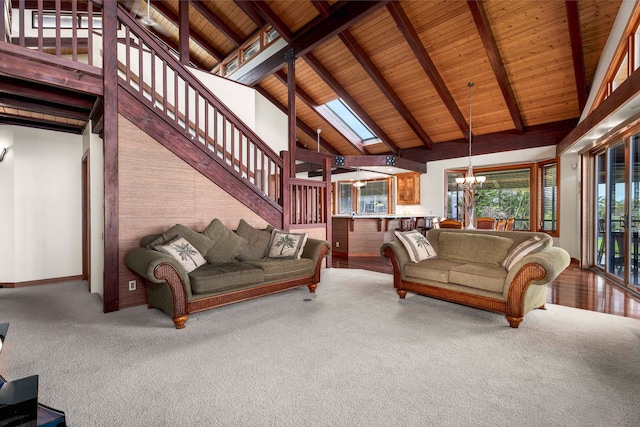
[286,49,297,178]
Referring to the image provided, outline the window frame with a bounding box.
[536,159,560,237]
[444,159,559,236]
[335,177,392,215]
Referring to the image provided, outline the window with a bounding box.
[224,56,239,76]
[358,180,390,214]
[336,178,391,214]
[325,99,378,143]
[265,27,279,45]
[446,160,559,234]
[32,11,102,30]
[538,161,558,234]
[243,38,260,62]
[338,182,354,214]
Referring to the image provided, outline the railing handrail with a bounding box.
[116,6,282,169]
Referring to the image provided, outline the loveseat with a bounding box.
[125,219,330,329]
[381,228,570,328]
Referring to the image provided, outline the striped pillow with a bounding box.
[501,236,545,271]
[395,230,437,263]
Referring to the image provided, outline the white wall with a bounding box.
[189,67,289,154]
[0,127,15,282]
[83,125,105,296]
[0,127,84,283]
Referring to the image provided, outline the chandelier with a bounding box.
[353,168,366,188]
[455,82,485,229]
[455,82,485,188]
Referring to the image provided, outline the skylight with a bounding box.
[325,99,378,142]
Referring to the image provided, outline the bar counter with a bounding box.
[332,215,421,257]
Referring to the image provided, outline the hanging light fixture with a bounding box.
[353,168,366,188]
[455,82,485,229]
[455,82,485,188]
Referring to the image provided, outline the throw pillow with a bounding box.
[395,230,437,263]
[235,219,273,261]
[155,236,206,273]
[145,224,214,256]
[501,236,545,271]
[266,229,308,259]
[202,218,249,263]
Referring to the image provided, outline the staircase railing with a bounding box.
[115,8,284,206]
[1,0,331,230]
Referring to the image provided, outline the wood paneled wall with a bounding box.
[118,116,272,308]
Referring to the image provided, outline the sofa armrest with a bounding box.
[301,238,331,262]
[301,238,331,282]
[125,247,190,287]
[380,241,411,271]
[503,247,570,299]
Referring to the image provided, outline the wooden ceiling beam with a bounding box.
[0,113,84,134]
[295,150,427,174]
[255,84,342,156]
[565,0,588,113]
[0,94,90,120]
[233,1,266,27]
[235,1,389,86]
[274,70,365,155]
[387,2,469,139]
[467,0,525,134]
[1,76,96,109]
[557,69,640,155]
[152,0,224,63]
[303,52,399,155]
[245,0,294,42]
[338,30,434,149]
[190,1,245,47]
[402,119,577,163]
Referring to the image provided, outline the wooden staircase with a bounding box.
[0,0,331,312]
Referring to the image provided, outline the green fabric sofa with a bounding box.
[381,228,570,328]
[126,219,330,329]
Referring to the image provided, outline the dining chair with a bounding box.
[400,217,417,232]
[431,217,440,229]
[495,218,507,231]
[439,218,463,229]
[476,217,496,230]
[505,218,515,231]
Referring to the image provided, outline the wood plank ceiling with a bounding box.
[3,1,623,160]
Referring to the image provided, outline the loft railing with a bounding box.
[0,0,330,229]
[1,0,103,68]
[116,8,284,205]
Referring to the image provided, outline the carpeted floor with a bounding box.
[1,268,639,426]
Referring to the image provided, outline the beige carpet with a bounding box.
[1,268,639,426]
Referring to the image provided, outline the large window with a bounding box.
[446,160,558,234]
[335,178,391,215]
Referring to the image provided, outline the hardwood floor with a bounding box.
[332,255,640,321]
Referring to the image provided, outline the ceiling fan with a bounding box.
[136,0,171,35]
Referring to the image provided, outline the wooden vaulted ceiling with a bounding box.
[121,0,621,163]
[2,1,623,159]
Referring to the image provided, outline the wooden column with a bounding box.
[281,150,291,230]
[102,0,119,313]
[178,0,189,65]
[323,157,333,268]
[286,49,297,178]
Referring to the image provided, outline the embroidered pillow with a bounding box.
[501,236,545,271]
[266,229,308,259]
[395,230,437,263]
[155,236,206,273]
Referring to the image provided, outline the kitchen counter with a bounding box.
[332,215,434,257]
